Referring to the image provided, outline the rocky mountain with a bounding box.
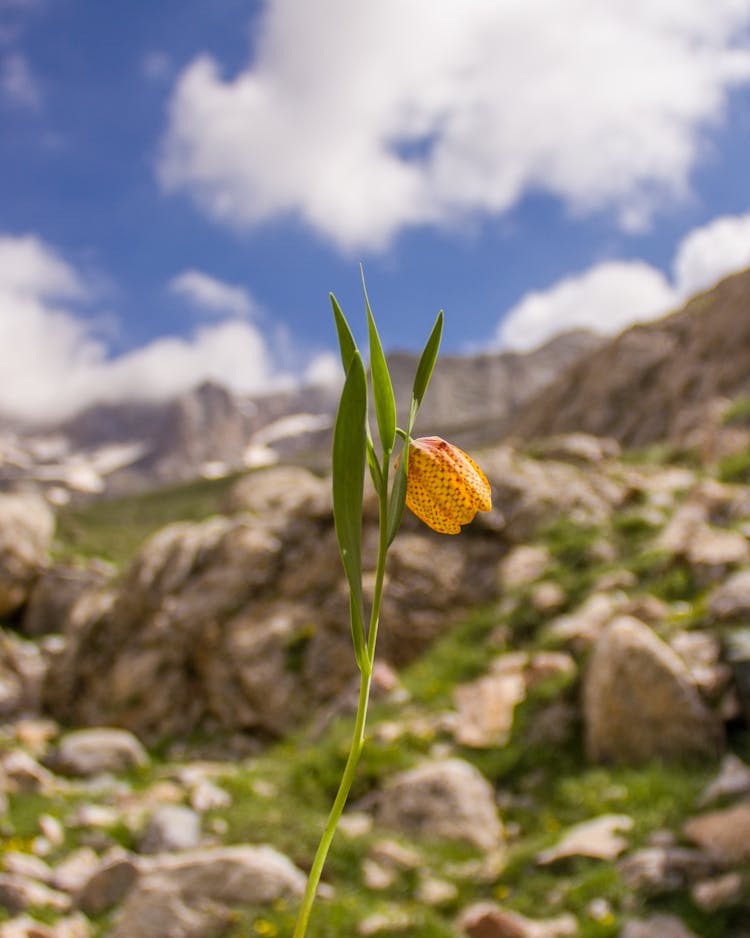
[0,329,601,501]
[508,266,750,451]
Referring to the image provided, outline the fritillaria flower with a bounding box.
[403,436,492,534]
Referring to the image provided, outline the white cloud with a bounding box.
[673,212,750,297]
[169,268,256,318]
[496,261,677,351]
[0,51,40,108]
[0,235,312,423]
[158,0,750,251]
[497,209,750,350]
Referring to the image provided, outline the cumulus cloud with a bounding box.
[158,0,750,251]
[169,268,256,318]
[0,235,310,423]
[496,261,677,352]
[497,210,750,351]
[673,212,750,297]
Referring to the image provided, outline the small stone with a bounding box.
[618,846,719,893]
[77,854,140,916]
[0,751,57,794]
[537,815,633,864]
[454,659,526,748]
[499,545,551,590]
[189,779,231,813]
[691,871,743,910]
[457,901,577,937]
[50,847,99,894]
[698,753,750,806]
[1,853,52,883]
[378,758,503,852]
[38,814,64,847]
[619,914,699,938]
[0,873,71,914]
[416,875,458,905]
[530,581,566,613]
[138,805,202,854]
[50,728,148,777]
[362,858,395,891]
[684,800,750,863]
[338,812,373,838]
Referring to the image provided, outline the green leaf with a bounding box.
[386,441,409,547]
[411,309,443,410]
[366,435,383,491]
[361,268,396,454]
[332,350,368,657]
[330,293,358,372]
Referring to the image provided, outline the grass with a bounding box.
[53,472,243,568]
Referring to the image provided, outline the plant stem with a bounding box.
[293,472,391,937]
[292,665,372,938]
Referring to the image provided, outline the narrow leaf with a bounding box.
[362,269,396,454]
[411,309,443,410]
[386,446,408,547]
[330,293,358,372]
[367,436,383,491]
[332,351,368,648]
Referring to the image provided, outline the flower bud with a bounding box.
[402,436,491,534]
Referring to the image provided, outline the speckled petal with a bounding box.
[403,437,492,534]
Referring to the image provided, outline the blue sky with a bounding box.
[2,0,750,422]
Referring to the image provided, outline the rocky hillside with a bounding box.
[3,428,750,936]
[0,330,599,501]
[509,267,750,451]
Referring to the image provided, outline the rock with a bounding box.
[657,504,750,581]
[50,848,100,894]
[545,592,623,648]
[1,853,52,883]
[109,845,305,938]
[619,915,700,938]
[457,901,577,937]
[453,655,527,748]
[537,814,633,864]
[0,750,57,794]
[0,915,91,938]
[377,758,503,852]
[691,871,743,910]
[0,872,71,914]
[22,561,113,637]
[139,844,306,904]
[583,616,724,763]
[529,581,566,613]
[698,753,750,806]
[139,805,202,854]
[0,492,54,617]
[109,886,230,938]
[224,465,330,518]
[0,630,48,718]
[708,568,750,620]
[531,433,621,465]
[479,445,624,543]
[189,779,231,813]
[499,546,551,590]
[683,800,750,863]
[670,630,731,702]
[618,846,720,893]
[76,853,140,915]
[49,728,148,777]
[416,875,458,905]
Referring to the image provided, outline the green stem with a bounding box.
[292,666,372,938]
[293,466,391,937]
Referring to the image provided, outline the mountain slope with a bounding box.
[508,267,750,448]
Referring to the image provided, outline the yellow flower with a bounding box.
[402,436,491,534]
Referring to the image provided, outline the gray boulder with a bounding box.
[0,492,54,617]
[377,757,503,852]
[583,617,723,763]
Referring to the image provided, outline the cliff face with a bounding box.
[508,267,750,448]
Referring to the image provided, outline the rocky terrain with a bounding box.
[509,266,750,454]
[0,330,600,502]
[3,418,750,936]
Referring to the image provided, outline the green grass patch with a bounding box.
[54,472,243,567]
